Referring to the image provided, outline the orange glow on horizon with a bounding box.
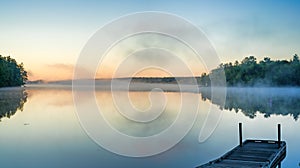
[28,64,206,82]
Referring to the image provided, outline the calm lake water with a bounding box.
[0,85,299,167]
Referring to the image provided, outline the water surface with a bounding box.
[0,86,299,167]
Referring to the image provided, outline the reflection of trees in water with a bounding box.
[200,88,300,120]
[0,88,28,121]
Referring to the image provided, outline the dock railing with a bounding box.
[238,122,281,148]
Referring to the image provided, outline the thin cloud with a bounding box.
[47,63,74,72]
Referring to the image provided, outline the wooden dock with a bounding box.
[197,123,286,168]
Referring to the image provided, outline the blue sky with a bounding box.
[0,0,300,80]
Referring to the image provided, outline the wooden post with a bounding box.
[278,124,281,148]
[239,123,243,147]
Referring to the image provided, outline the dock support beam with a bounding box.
[278,124,281,148]
[239,123,243,147]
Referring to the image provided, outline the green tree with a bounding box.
[0,55,27,87]
[292,54,299,63]
[199,54,300,87]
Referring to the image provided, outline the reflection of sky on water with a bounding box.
[95,91,188,137]
[0,86,299,167]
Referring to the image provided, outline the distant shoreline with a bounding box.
[27,77,201,85]
[21,82,300,94]
[26,76,300,88]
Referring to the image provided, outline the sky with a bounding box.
[0,0,300,81]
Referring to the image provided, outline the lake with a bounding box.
[0,85,299,167]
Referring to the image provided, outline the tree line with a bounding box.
[0,55,27,87]
[198,54,300,87]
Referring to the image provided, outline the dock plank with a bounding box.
[197,140,286,168]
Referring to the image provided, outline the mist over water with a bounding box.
[200,87,300,120]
